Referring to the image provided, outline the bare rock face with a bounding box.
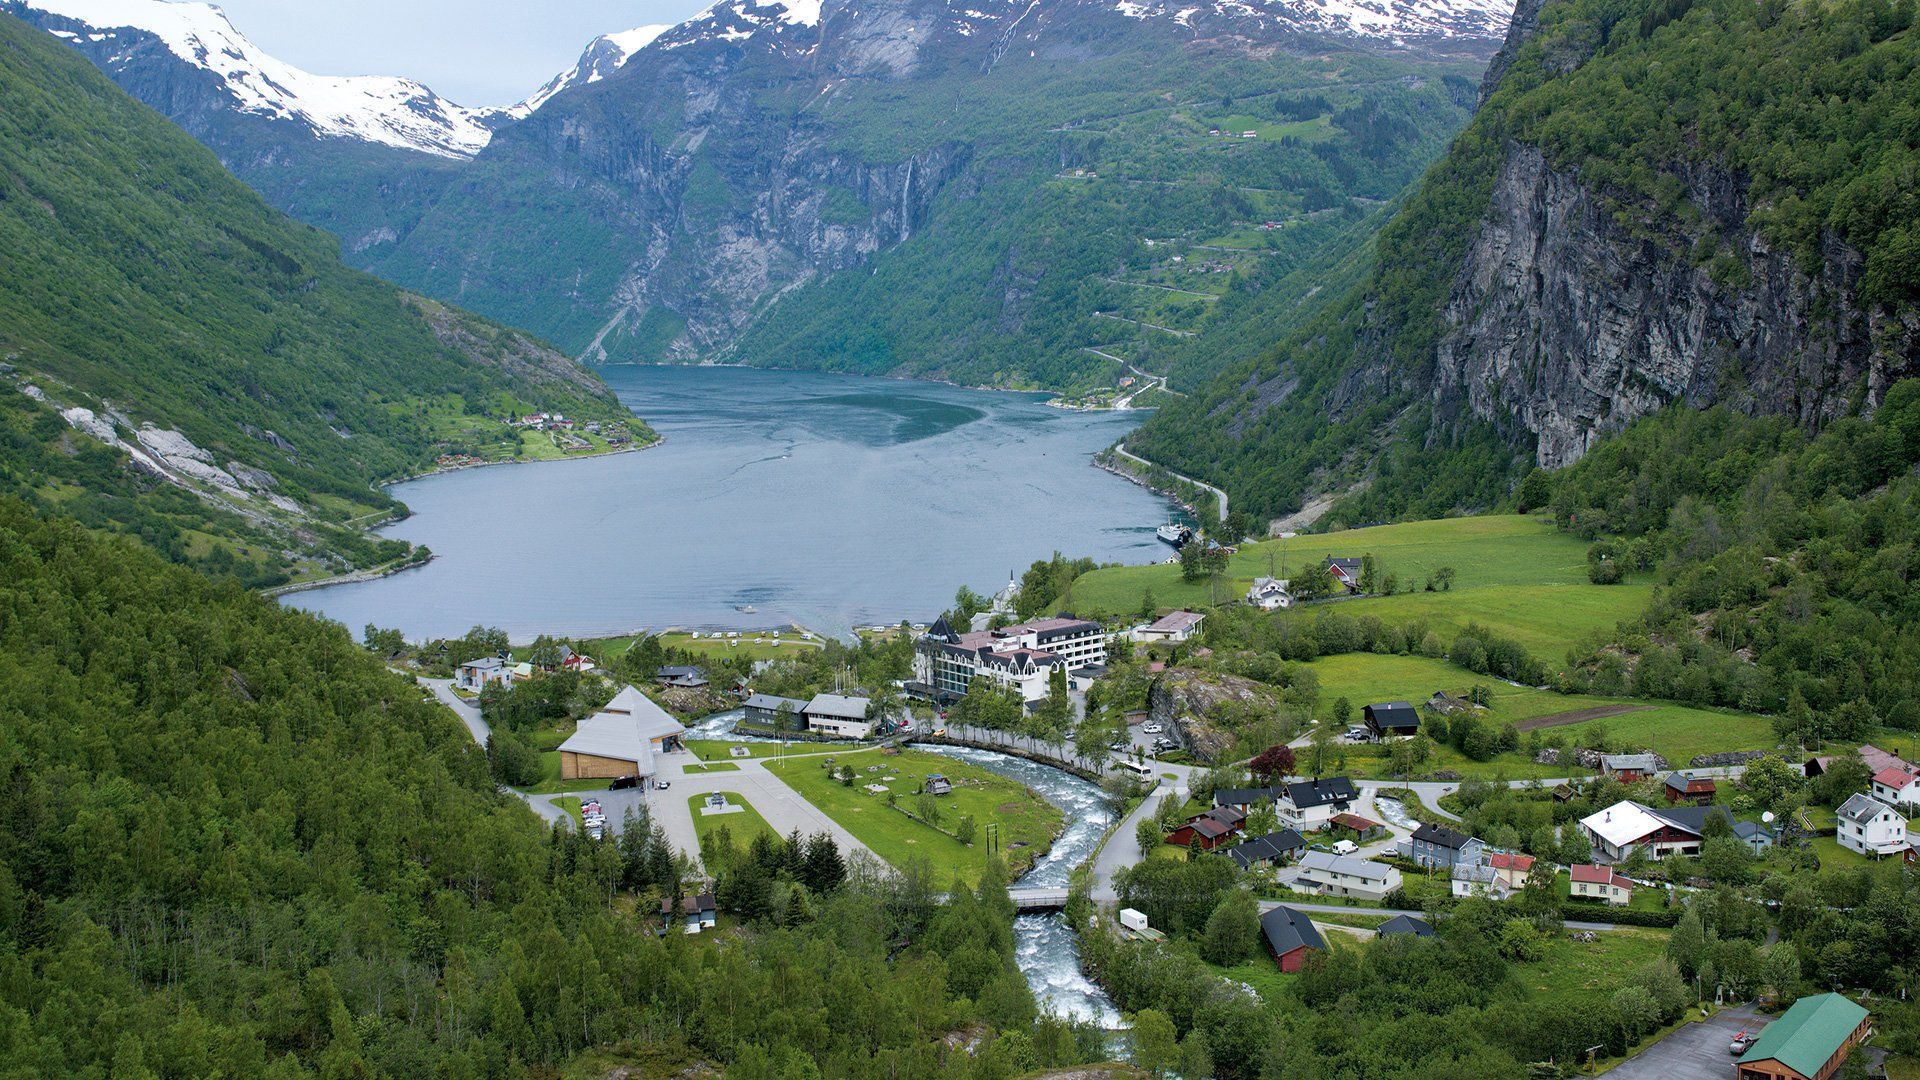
[1146,667,1284,763]
[1430,144,1919,466]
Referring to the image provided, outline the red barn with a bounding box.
[1167,806,1246,851]
[1259,905,1326,972]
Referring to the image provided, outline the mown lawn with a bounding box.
[1307,653,1779,775]
[685,739,838,762]
[683,761,741,774]
[690,791,780,855]
[765,747,1063,885]
[576,629,822,663]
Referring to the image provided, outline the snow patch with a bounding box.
[26,0,497,157]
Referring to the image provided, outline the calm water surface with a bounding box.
[288,366,1169,639]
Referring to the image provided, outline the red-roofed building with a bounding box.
[1328,812,1381,837]
[1872,766,1920,808]
[1488,852,1536,891]
[1569,864,1632,906]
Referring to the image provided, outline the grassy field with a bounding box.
[575,629,822,662]
[1070,514,1646,660]
[551,796,583,828]
[685,739,841,762]
[765,747,1063,885]
[1306,653,1778,772]
[690,791,780,855]
[683,762,741,774]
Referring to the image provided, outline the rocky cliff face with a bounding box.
[1430,146,1919,466]
[1146,667,1284,763]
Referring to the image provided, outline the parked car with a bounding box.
[1331,840,1358,856]
[1729,1032,1755,1055]
[1142,722,1164,734]
[1344,727,1370,741]
[655,780,671,790]
[1109,742,1128,752]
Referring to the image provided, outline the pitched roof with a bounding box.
[1736,993,1869,1078]
[1283,777,1357,809]
[1224,829,1306,868]
[1364,701,1421,730]
[1584,799,1737,847]
[1488,852,1535,872]
[1451,863,1497,883]
[1601,753,1659,771]
[1144,611,1205,633]
[461,656,506,670]
[743,693,808,713]
[1214,786,1282,808]
[1259,905,1325,957]
[558,685,685,768]
[804,693,871,720]
[1665,770,1715,790]
[1413,823,1476,850]
[1837,791,1899,825]
[1874,766,1917,789]
[1859,743,1913,776]
[1376,914,1434,938]
[1297,850,1393,883]
[1569,864,1630,888]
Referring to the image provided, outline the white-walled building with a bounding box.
[1872,766,1920,809]
[1294,851,1400,901]
[1133,610,1205,643]
[1246,577,1292,610]
[912,615,1106,705]
[1836,792,1909,856]
[802,694,874,739]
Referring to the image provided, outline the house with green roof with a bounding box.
[1734,993,1871,1080]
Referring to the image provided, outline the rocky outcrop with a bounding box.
[1430,144,1919,467]
[1146,667,1285,763]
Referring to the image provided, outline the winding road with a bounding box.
[1112,442,1228,522]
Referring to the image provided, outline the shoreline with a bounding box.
[1093,452,1204,523]
[265,438,663,600]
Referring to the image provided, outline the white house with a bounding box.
[1836,792,1909,857]
[1275,777,1358,830]
[1133,610,1205,643]
[802,694,874,739]
[1246,577,1292,610]
[1450,862,1508,900]
[1293,850,1401,901]
[1872,766,1920,809]
[1569,864,1633,906]
[456,656,513,692]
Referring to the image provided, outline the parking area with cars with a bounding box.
[1601,1005,1767,1079]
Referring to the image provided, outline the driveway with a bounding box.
[1601,1004,1764,1078]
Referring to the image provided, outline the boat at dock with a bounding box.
[1155,522,1193,547]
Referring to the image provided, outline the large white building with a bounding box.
[912,615,1106,705]
[1836,792,1909,856]
[556,685,686,781]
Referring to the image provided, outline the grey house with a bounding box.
[1409,823,1485,870]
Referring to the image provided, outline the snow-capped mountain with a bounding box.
[512,24,673,118]
[12,0,502,158]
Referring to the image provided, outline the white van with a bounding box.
[1116,760,1153,782]
[1331,840,1359,856]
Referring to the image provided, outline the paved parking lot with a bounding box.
[1602,1004,1764,1079]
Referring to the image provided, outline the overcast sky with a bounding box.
[211,0,709,105]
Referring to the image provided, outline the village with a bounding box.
[385,529,1920,1080]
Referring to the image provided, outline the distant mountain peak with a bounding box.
[510,23,673,117]
[16,0,501,157]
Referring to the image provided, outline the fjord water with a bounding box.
[288,366,1169,639]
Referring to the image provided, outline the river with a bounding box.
[685,713,1124,1026]
[286,366,1169,639]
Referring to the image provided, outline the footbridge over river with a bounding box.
[1007,887,1071,911]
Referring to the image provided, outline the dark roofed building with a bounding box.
[1259,905,1326,971]
[1213,786,1283,811]
[1377,914,1435,938]
[1278,777,1358,828]
[1324,556,1364,592]
[1410,823,1485,869]
[1363,701,1421,740]
[1168,806,1247,851]
[1664,770,1716,805]
[1223,829,1307,869]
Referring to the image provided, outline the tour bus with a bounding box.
[1115,760,1154,782]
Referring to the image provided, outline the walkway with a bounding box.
[1112,442,1227,521]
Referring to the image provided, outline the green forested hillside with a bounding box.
[0,499,1069,1076]
[1543,380,1920,732]
[719,51,1483,392]
[0,15,645,585]
[1130,0,1920,524]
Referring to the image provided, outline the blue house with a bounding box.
[1409,823,1485,870]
